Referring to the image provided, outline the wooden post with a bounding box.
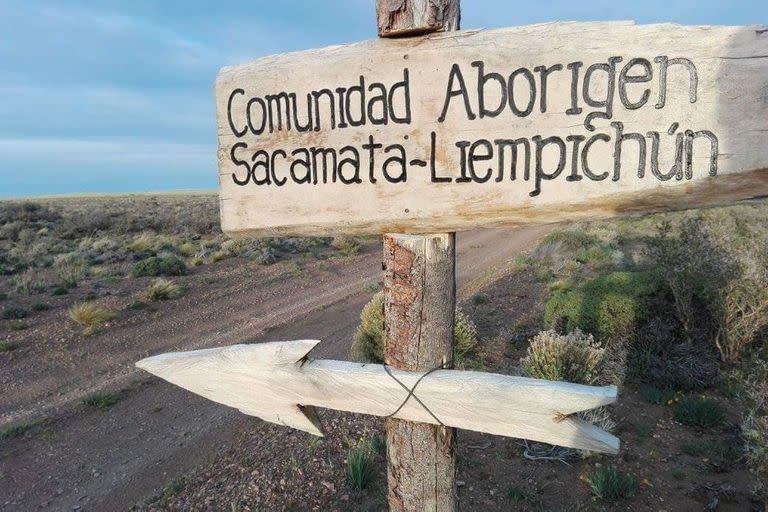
[378,5,460,511]
[383,234,457,511]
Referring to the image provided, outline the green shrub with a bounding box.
[2,306,28,320]
[331,236,360,256]
[32,302,50,312]
[0,292,7,301]
[674,397,725,428]
[544,270,662,345]
[586,468,637,501]
[82,392,121,410]
[131,256,187,277]
[0,341,18,353]
[351,292,479,364]
[145,279,182,301]
[68,302,116,335]
[521,329,604,385]
[51,286,69,296]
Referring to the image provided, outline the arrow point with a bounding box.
[242,404,325,437]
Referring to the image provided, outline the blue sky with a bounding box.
[0,1,765,198]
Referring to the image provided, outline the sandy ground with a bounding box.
[0,226,548,511]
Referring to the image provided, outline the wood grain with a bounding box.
[383,234,457,511]
[376,0,460,37]
[215,22,768,237]
[135,340,620,453]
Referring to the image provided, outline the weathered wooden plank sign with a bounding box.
[216,22,768,237]
[136,340,619,453]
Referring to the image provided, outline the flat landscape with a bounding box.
[1,194,767,511]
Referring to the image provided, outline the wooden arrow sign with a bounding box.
[137,339,619,454]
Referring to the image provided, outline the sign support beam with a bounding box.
[378,2,461,510]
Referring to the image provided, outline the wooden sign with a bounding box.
[216,22,768,237]
[137,339,619,453]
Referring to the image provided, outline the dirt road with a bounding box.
[0,227,547,511]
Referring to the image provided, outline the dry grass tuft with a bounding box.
[145,279,181,301]
[68,302,116,335]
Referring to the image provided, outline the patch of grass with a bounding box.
[31,302,50,312]
[145,278,182,301]
[370,435,386,456]
[671,468,685,480]
[633,422,653,442]
[8,320,28,331]
[681,439,742,462]
[674,397,725,428]
[68,302,116,335]
[0,292,7,301]
[472,293,490,305]
[131,255,187,277]
[127,300,148,311]
[2,306,28,320]
[507,485,527,503]
[641,386,677,405]
[363,282,380,294]
[586,468,637,501]
[0,423,32,440]
[51,286,69,296]
[543,229,600,252]
[0,341,18,353]
[82,392,121,410]
[346,444,375,491]
[681,440,709,457]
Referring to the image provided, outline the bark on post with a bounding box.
[383,234,457,512]
[377,0,460,37]
[378,3,459,510]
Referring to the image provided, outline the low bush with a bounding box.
[586,468,637,501]
[648,217,768,362]
[145,279,181,301]
[32,302,50,312]
[131,256,187,277]
[2,306,28,320]
[13,270,47,294]
[673,397,725,428]
[351,292,479,364]
[68,302,116,335]
[53,252,87,288]
[521,329,605,385]
[331,236,360,256]
[544,270,662,345]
